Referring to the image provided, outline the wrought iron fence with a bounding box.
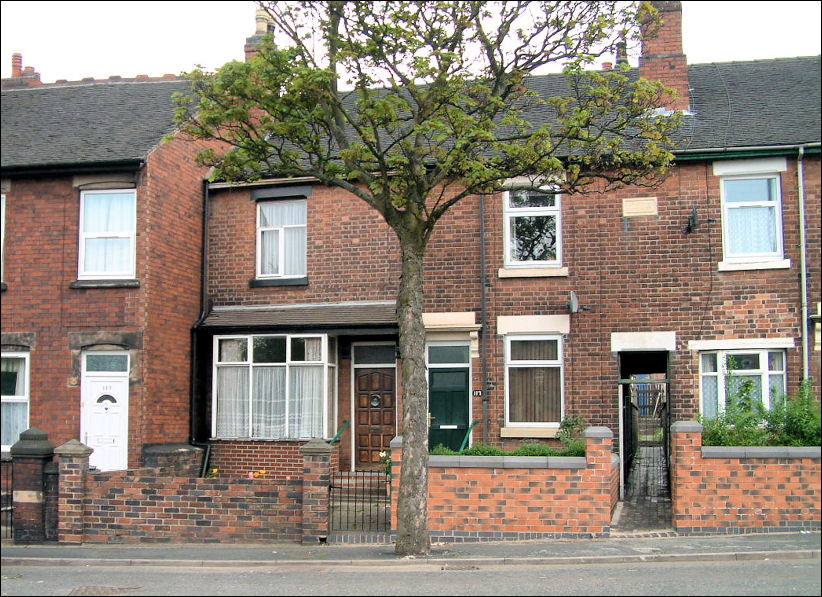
[1,455,12,539]
[329,470,391,533]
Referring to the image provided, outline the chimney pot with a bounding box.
[602,61,613,70]
[11,52,22,77]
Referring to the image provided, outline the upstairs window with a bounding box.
[721,175,783,262]
[503,189,561,267]
[257,200,307,278]
[78,189,136,279]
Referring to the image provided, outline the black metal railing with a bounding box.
[1,455,12,539]
[329,470,390,533]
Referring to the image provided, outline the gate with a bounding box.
[1,455,12,539]
[329,470,391,535]
[622,375,670,499]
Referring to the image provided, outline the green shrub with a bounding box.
[700,380,821,447]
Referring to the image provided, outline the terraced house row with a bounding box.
[2,1,819,506]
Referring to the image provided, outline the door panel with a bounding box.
[82,376,129,471]
[355,368,396,468]
[428,368,469,452]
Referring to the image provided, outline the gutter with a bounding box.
[673,143,821,162]
[797,147,810,380]
[1,159,144,178]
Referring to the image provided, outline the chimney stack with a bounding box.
[2,53,42,89]
[639,1,689,112]
[245,7,275,62]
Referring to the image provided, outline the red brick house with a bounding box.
[1,64,215,470]
[191,0,821,491]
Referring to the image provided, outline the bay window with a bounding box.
[213,334,334,440]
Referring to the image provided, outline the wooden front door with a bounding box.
[355,368,396,468]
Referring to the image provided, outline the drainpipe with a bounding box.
[479,193,489,443]
[797,146,810,381]
[190,179,212,476]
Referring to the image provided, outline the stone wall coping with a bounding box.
[300,437,332,456]
[701,446,821,459]
[583,426,612,439]
[389,436,403,449]
[429,455,589,469]
[10,427,56,457]
[54,439,93,458]
[671,420,704,433]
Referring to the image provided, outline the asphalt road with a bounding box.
[1,558,820,596]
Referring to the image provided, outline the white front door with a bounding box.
[81,352,129,471]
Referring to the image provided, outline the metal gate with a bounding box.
[329,470,391,534]
[621,375,670,499]
[1,456,12,539]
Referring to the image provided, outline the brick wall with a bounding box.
[204,154,820,455]
[81,472,303,544]
[670,421,821,534]
[52,437,337,544]
[390,427,618,541]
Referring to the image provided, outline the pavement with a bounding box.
[2,532,820,568]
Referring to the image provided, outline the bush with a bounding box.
[700,380,821,447]
[429,416,588,457]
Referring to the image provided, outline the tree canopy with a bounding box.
[174,0,681,555]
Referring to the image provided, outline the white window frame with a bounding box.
[503,188,562,268]
[256,199,307,279]
[78,189,137,280]
[1,351,30,451]
[504,334,564,428]
[698,348,787,417]
[720,172,784,269]
[211,334,331,440]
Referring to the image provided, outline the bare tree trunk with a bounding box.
[394,241,431,556]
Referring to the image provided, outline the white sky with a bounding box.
[1,1,820,83]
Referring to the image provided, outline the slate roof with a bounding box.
[1,56,819,174]
[1,78,191,171]
[201,302,398,331]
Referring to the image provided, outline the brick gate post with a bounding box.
[54,439,94,544]
[9,427,55,544]
[300,438,332,544]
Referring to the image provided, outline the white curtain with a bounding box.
[83,192,134,274]
[215,366,249,437]
[1,357,27,447]
[727,206,776,255]
[289,365,323,438]
[252,366,286,438]
[260,229,279,275]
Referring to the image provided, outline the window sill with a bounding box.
[498,266,569,279]
[70,279,140,289]
[717,259,791,272]
[249,277,309,288]
[500,426,559,439]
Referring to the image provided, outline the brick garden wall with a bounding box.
[80,472,303,544]
[670,421,821,534]
[390,427,619,541]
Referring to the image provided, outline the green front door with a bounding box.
[428,368,469,452]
